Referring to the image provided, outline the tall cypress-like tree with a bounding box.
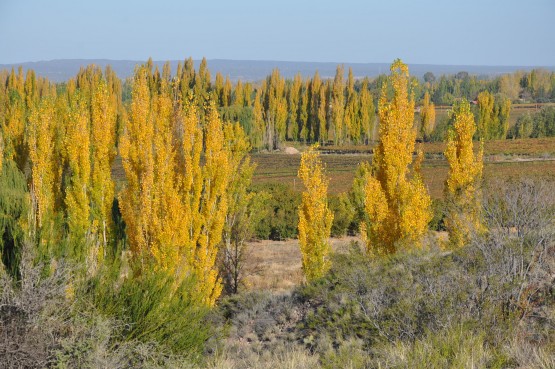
[444,100,484,248]
[362,60,432,255]
[331,65,345,145]
[298,145,333,281]
[287,73,302,141]
[420,91,436,140]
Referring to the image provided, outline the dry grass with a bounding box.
[243,237,361,292]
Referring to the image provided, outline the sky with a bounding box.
[1,0,554,66]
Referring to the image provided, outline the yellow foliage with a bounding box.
[28,99,56,228]
[362,60,432,255]
[90,79,117,248]
[120,67,232,306]
[298,144,334,281]
[0,130,3,173]
[444,100,484,248]
[65,94,91,246]
[420,91,436,138]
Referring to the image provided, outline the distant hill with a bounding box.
[1,59,554,83]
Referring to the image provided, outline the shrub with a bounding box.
[86,267,213,360]
[251,183,300,240]
[328,193,354,237]
[0,159,29,277]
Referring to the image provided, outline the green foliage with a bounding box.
[328,193,354,237]
[0,159,28,277]
[219,105,254,137]
[510,106,555,138]
[428,114,453,142]
[347,161,371,233]
[251,183,300,240]
[429,198,446,232]
[87,267,212,359]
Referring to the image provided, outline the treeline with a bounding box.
[4,60,555,156]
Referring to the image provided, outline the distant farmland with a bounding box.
[251,137,555,198]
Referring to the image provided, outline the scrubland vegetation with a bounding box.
[0,58,553,368]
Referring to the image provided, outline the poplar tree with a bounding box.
[64,94,91,252]
[90,79,118,249]
[28,99,57,245]
[3,68,27,170]
[220,122,257,294]
[310,71,322,142]
[299,79,310,142]
[476,90,495,140]
[444,100,484,248]
[233,80,245,107]
[298,145,333,281]
[263,69,287,149]
[420,91,436,140]
[0,130,3,173]
[362,60,432,255]
[181,104,231,305]
[318,83,328,144]
[359,78,375,143]
[287,73,302,140]
[331,65,345,145]
[214,73,224,106]
[120,67,232,306]
[345,68,360,143]
[223,76,232,107]
[252,89,264,150]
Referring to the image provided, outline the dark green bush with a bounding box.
[250,183,300,240]
[328,193,354,237]
[0,159,29,277]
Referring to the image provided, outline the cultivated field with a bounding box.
[252,137,555,197]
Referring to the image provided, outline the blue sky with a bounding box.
[1,0,553,66]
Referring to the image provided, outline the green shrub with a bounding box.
[429,198,447,232]
[0,159,29,277]
[250,183,300,240]
[328,193,354,237]
[86,267,212,360]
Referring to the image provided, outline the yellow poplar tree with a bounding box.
[28,99,57,242]
[119,68,155,268]
[0,129,3,172]
[298,144,333,281]
[476,90,495,140]
[332,65,345,145]
[120,67,232,306]
[180,104,231,305]
[362,60,432,255]
[90,79,117,249]
[420,91,436,140]
[444,100,484,248]
[65,94,91,251]
[359,78,375,142]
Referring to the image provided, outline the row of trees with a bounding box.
[0,62,256,306]
[297,60,484,280]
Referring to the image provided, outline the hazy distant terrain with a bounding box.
[2,59,554,82]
